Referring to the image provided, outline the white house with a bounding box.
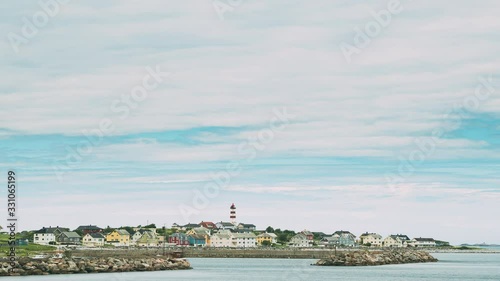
[210,230,234,247]
[359,233,383,247]
[216,222,237,230]
[131,230,144,245]
[408,238,436,247]
[33,232,56,245]
[383,234,410,248]
[289,234,311,248]
[82,233,105,247]
[232,232,257,248]
[237,223,256,232]
[33,227,70,245]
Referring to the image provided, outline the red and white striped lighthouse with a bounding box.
[230,203,236,224]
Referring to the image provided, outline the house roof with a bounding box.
[183,223,201,228]
[88,233,105,239]
[258,233,277,238]
[301,230,313,235]
[333,230,355,237]
[213,232,233,239]
[36,227,70,234]
[190,227,210,234]
[76,225,102,231]
[116,229,130,235]
[395,234,410,240]
[61,232,81,238]
[138,231,157,240]
[188,234,206,240]
[238,223,256,228]
[233,228,254,233]
[389,234,410,241]
[233,232,256,238]
[292,233,308,240]
[414,238,435,242]
[199,221,216,228]
[360,232,382,238]
[217,222,235,227]
[324,236,339,242]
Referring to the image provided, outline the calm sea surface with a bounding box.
[3,253,499,281]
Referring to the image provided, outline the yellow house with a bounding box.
[256,233,277,245]
[106,229,130,246]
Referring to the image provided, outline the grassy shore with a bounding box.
[0,234,56,257]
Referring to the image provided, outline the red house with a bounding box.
[199,221,217,229]
[76,225,103,234]
[300,230,314,241]
[168,233,190,246]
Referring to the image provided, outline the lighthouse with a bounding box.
[230,203,236,224]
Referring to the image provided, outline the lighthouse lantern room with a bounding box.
[230,203,237,224]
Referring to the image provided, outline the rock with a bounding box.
[316,250,438,266]
[0,257,191,276]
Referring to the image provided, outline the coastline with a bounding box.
[65,247,500,261]
[0,256,191,276]
[177,247,500,259]
[427,249,500,254]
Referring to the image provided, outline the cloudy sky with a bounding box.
[1,0,499,244]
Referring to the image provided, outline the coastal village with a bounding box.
[14,204,448,249]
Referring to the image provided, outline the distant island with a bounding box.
[460,243,500,247]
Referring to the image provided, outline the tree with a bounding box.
[278,233,289,244]
[143,223,157,229]
[313,232,323,241]
[17,231,34,241]
[261,240,272,247]
[121,226,135,234]
[266,226,274,233]
[103,226,115,234]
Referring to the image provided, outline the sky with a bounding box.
[1,0,499,245]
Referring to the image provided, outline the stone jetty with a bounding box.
[0,256,191,276]
[315,250,438,266]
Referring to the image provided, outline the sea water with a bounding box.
[3,253,499,280]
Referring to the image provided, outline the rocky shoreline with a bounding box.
[0,256,192,276]
[315,250,438,266]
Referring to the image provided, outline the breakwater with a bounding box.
[182,248,441,260]
[183,248,334,259]
[315,250,438,266]
[0,256,191,276]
